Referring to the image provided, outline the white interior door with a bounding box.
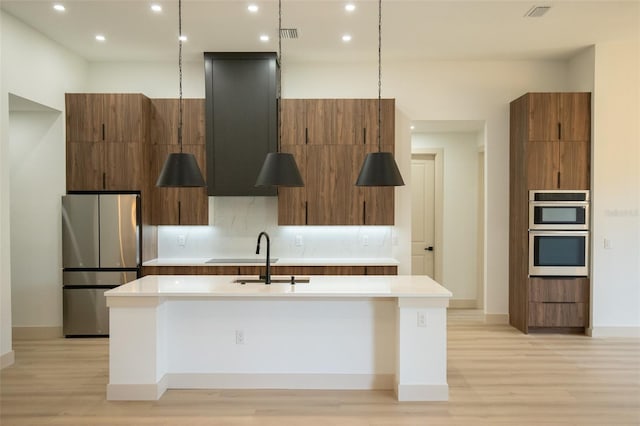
[411,155,435,277]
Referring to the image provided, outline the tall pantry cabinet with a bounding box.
[509,92,591,334]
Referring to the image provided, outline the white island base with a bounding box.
[105,275,452,402]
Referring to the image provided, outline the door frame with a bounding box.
[411,148,444,283]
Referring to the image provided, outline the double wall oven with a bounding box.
[528,190,590,277]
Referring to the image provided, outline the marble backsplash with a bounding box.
[157,197,394,259]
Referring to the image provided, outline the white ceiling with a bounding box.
[1,0,638,63]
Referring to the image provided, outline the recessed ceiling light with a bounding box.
[179,35,188,42]
[53,4,65,12]
[345,3,356,12]
[260,35,269,42]
[342,34,352,42]
[248,4,258,13]
[410,125,415,130]
[151,4,162,12]
[95,34,106,42]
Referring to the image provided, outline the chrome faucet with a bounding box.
[256,231,271,284]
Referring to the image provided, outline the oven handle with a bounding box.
[529,230,589,236]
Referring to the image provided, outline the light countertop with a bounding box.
[105,275,452,299]
[142,257,400,267]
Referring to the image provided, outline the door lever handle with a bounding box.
[425,246,434,251]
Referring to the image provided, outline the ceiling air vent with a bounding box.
[524,5,551,17]
[280,28,298,39]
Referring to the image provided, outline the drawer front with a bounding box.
[529,302,587,327]
[529,278,589,302]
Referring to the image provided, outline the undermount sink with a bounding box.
[205,258,279,264]
[233,276,310,284]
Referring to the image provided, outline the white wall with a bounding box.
[9,108,65,328]
[590,40,640,335]
[1,11,88,354]
[412,132,480,302]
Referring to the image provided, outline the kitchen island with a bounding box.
[105,275,452,402]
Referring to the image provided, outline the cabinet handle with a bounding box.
[363,127,367,145]
[557,122,561,140]
[102,123,105,141]
[102,172,106,190]
[305,128,308,145]
[304,201,308,225]
[363,201,367,225]
[178,201,181,224]
[557,172,561,188]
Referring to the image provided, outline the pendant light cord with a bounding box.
[377,0,382,153]
[178,0,184,153]
[277,0,282,152]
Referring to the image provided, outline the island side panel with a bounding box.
[395,298,449,401]
[107,297,167,400]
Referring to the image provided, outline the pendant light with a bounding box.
[355,0,404,187]
[255,0,304,187]
[157,0,206,188]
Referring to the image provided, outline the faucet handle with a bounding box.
[290,275,295,285]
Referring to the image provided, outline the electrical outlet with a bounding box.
[604,238,612,249]
[295,235,303,247]
[362,235,369,246]
[417,311,427,327]
[235,330,244,345]
[177,234,186,247]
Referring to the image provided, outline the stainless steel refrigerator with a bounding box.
[62,193,140,336]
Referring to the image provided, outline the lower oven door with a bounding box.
[529,230,589,277]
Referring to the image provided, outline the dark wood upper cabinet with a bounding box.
[150,99,205,146]
[278,98,395,226]
[65,93,149,191]
[204,52,278,196]
[528,92,590,142]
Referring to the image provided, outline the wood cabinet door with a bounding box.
[104,142,143,190]
[65,94,104,143]
[306,145,362,225]
[364,99,395,148]
[559,140,590,189]
[306,99,335,145]
[278,144,307,225]
[149,145,181,225]
[150,99,205,146]
[528,93,559,141]
[104,94,147,143]
[281,99,306,146]
[178,145,208,225]
[527,140,558,189]
[559,93,590,141]
[335,99,363,145]
[66,142,104,191]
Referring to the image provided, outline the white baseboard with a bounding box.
[107,375,168,401]
[395,383,448,401]
[169,373,394,390]
[587,326,640,338]
[1,350,15,369]
[449,299,477,309]
[484,313,509,324]
[13,326,62,340]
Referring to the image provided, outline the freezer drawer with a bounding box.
[63,270,138,286]
[63,287,110,336]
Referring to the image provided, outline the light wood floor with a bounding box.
[1,310,639,425]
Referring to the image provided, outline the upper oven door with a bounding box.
[529,202,589,230]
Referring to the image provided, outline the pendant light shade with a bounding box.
[355,0,405,187]
[254,0,304,188]
[156,152,206,187]
[156,0,206,188]
[255,152,304,187]
[356,151,405,186]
